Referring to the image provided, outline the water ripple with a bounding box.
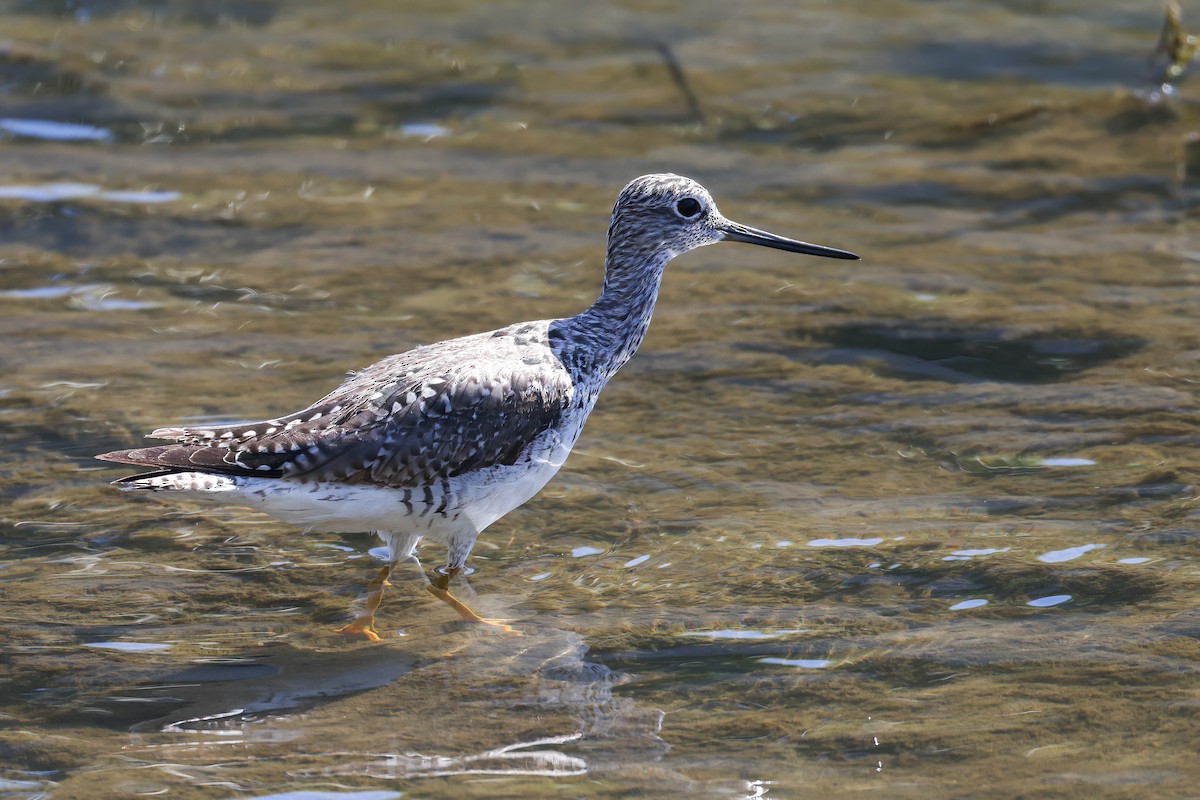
[0,182,179,203]
[0,118,113,141]
[949,599,989,611]
[1027,594,1072,608]
[758,657,835,669]
[1037,543,1105,563]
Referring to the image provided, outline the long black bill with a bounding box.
[720,220,860,260]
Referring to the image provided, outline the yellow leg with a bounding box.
[427,566,522,635]
[337,565,393,642]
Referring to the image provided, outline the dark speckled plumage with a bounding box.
[97,173,858,581]
[104,324,574,487]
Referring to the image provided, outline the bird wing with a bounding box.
[97,329,577,487]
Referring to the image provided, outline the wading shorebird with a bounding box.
[98,174,859,640]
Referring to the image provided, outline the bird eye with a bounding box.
[675,197,703,218]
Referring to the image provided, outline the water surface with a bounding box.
[2,1,1199,798]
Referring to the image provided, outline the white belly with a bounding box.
[122,395,597,575]
[144,415,581,544]
[449,427,575,533]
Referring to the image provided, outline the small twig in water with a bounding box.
[1152,1,1198,87]
[655,42,706,124]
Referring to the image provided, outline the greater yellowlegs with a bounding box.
[98,174,859,639]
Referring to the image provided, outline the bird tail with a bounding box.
[108,468,241,493]
[95,445,285,478]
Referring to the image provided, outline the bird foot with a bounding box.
[337,616,383,643]
[425,584,523,635]
[336,564,395,641]
[479,618,523,636]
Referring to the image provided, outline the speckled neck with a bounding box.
[551,240,670,384]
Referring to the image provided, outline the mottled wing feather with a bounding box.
[98,325,575,488]
[96,443,286,477]
[316,366,573,487]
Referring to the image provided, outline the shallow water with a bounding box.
[2,1,1199,797]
